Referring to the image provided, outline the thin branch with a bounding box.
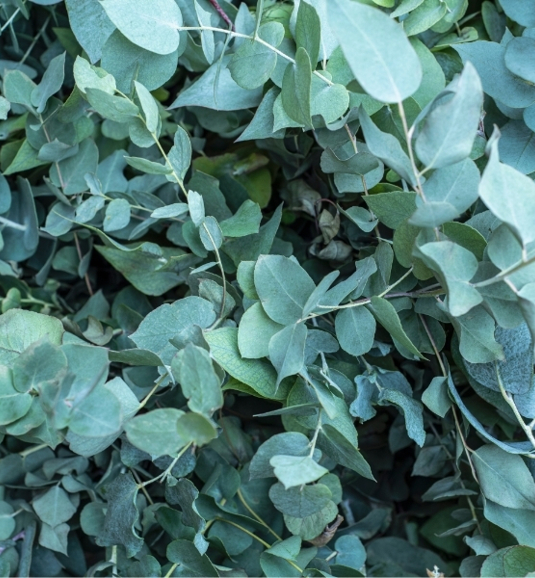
[207,0,234,30]
[178,25,333,86]
[474,251,535,288]
[496,365,535,450]
[236,489,282,541]
[397,101,427,201]
[73,232,93,296]
[419,314,480,484]
[0,7,20,34]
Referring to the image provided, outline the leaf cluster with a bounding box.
[1,0,535,577]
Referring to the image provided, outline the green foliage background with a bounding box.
[1,0,535,576]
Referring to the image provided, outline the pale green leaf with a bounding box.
[12,339,67,393]
[125,408,185,458]
[33,486,76,527]
[418,241,482,317]
[453,307,504,364]
[199,216,223,251]
[499,0,535,26]
[409,37,445,108]
[328,0,422,103]
[229,22,284,90]
[483,501,535,548]
[360,109,415,186]
[402,0,447,36]
[170,55,263,112]
[463,324,533,395]
[295,0,321,66]
[474,444,535,511]
[238,302,283,359]
[102,30,180,94]
[167,126,191,182]
[0,309,63,365]
[421,376,451,418]
[284,501,338,540]
[172,343,223,416]
[378,388,425,446]
[175,412,217,448]
[100,0,182,55]
[268,322,307,386]
[335,306,376,357]
[0,366,32,425]
[65,0,115,63]
[281,47,312,127]
[254,255,316,324]
[85,88,140,123]
[249,432,313,479]
[69,381,122,437]
[270,455,328,489]
[479,135,535,246]
[220,200,262,238]
[455,42,535,109]
[3,70,36,109]
[131,296,215,364]
[48,139,99,195]
[31,52,66,114]
[410,159,480,228]
[269,482,332,518]
[205,327,285,400]
[103,198,131,232]
[416,63,483,170]
[367,297,423,358]
[124,156,171,175]
[481,545,535,577]
[0,96,9,121]
[134,81,159,133]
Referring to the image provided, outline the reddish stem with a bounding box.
[208,0,234,30]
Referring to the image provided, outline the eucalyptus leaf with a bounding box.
[328,0,422,103]
[101,0,183,55]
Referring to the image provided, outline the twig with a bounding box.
[208,0,234,30]
[496,366,535,450]
[397,101,427,201]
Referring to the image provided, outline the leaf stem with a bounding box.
[419,315,479,476]
[207,0,234,30]
[309,267,416,318]
[397,101,427,202]
[0,215,26,231]
[202,222,227,329]
[473,251,535,288]
[139,442,194,488]
[420,314,482,531]
[150,130,189,198]
[308,413,322,457]
[138,374,168,410]
[496,365,535,450]
[19,443,48,457]
[305,286,444,321]
[0,7,20,33]
[177,25,333,86]
[18,15,50,66]
[164,563,178,578]
[73,232,94,296]
[217,518,272,549]
[214,518,304,573]
[236,488,282,541]
[378,266,413,298]
[131,468,154,505]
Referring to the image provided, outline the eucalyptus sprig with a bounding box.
[1,0,535,576]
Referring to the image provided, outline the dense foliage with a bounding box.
[1,0,535,575]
